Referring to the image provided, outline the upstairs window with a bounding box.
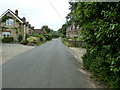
[6,19,14,26]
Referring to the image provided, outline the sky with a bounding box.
[0,0,70,31]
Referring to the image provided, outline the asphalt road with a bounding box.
[2,39,92,88]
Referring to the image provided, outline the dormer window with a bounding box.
[6,19,14,26]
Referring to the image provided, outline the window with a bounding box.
[3,32,11,37]
[6,19,14,26]
[4,34,6,37]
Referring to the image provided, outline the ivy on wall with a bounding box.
[1,26,9,32]
[16,20,21,24]
[2,16,13,22]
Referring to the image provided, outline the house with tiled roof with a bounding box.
[0,9,34,41]
[66,22,79,38]
[33,29,46,34]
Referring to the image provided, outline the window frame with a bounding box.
[6,19,14,26]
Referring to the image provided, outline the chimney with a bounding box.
[28,24,31,28]
[22,17,26,23]
[31,26,34,30]
[26,22,29,25]
[15,10,18,16]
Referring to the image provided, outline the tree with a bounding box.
[65,2,120,88]
[41,25,51,33]
[58,24,67,38]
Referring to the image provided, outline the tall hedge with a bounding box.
[67,2,120,88]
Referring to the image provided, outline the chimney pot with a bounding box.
[15,10,18,16]
[26,22,29,25]
[31,26,34,30]
[22,17,26,22]
[29,24,31,27]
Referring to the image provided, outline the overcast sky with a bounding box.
[0,0,70,30]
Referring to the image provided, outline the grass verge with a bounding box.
[36,41,47,46]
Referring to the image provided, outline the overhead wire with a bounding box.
[48,0,66,23]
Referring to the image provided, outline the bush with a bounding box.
[20,40,28,45]
[62,38,70,47]
[62,38,83,47]
[52,34,59,38]
[32,33,40,37]
[67,2,120,88]
[27,36,38,44]
[2,37,14,43]
[25,34,30,40]
[64,41,70,47]
[44,34,52,41]
[38,35,46,41]
[31,34,46,41]
[42,36,46,41]
[78,3,120,88]
[17,34,22,42]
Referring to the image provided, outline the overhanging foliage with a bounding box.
[66,2,120,88]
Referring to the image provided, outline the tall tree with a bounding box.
[58,24,67,38]
[65,2,120,88]
[41,25,51,33]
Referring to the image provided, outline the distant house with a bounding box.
[33,29,46,34]
[0,9,34,41]
[66,23,79,38]
[34,29,42,34]
[29,26,34,35]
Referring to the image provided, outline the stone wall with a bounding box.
[66,30,78,38]
[1,10,32,41]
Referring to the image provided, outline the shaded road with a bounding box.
[2,39,92,88]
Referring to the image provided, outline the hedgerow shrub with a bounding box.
[81,3,120,88]
[52,34,59,38]
[2,37,14,43]
[20,40,28,45]
[67,2,120,88]
[17,34,22,42]
[44,34,52,41]
[27,36,38,44]
[31,34,46,41]
[82,20,120,88]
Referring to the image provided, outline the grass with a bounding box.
[0,38,2,42]
[36,41,47,46]
[61,38,85,48]
[61,38,70,47]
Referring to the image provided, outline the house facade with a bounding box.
[0,9,34,41]
[33,29,46,34]
[66,23,79,38]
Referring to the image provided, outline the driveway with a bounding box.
[0,44,34,64]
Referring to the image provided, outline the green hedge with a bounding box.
[2,37,14,43]
[67,2,120,88]
[62,38,70,47]
[31,34,46,41]
[52,34,59,38]
[81,3,120,88]
[20,40,28,45]
[44,34,52,41]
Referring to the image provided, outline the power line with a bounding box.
[49,0,66,23]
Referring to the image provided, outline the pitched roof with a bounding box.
[34,29,44,34]
[0,9,23,23]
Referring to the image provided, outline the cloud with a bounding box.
[0,0,70,30]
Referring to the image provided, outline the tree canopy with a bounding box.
[65,2,120,88]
